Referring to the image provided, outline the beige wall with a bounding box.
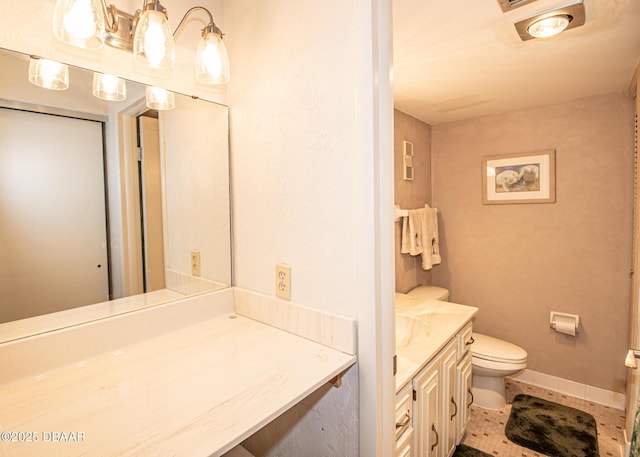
[394,109,433,293]
[429,92,634,393]
[227,0,396,453]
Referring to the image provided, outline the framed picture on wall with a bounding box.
[482,150,556,204]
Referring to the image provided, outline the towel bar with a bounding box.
[394,204,438,222]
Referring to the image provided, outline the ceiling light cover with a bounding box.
[146,86,175,110]
[527,15,571,38]
[53,0,105,49]
[92,73,127,101]
[28,58,69,90]
[514,1,586,41]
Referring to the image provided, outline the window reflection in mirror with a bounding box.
[0,47,231,342]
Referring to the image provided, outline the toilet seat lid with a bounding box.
[471,333,527,364]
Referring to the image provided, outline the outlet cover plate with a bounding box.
[275,264,291,300]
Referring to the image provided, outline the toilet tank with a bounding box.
[406,286,450,301]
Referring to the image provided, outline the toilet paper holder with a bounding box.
[549,312,579,333]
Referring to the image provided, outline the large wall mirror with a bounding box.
[0,47,231,343]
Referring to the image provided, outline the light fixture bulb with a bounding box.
[92,73,127,101]
[145,86,175,110]
[53,0,105,49]
[28,57,69,91]
[527,14,571,39]
[195,30,230,85]
[133,7,175,71]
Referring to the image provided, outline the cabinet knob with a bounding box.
[465,335,475,346]
[467,387,474,408]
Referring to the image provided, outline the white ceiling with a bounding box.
[392,0,640,125]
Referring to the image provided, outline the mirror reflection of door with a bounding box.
[0,107,109,322]
[137,113,165,292]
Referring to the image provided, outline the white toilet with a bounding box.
[405,286,527,410]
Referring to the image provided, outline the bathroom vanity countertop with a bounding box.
[0,311,356,457]
[0,288,187,344]
[395,293,478,392]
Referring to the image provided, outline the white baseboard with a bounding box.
[510,369,626,410]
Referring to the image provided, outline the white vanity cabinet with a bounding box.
[394,294,478,457]
[406,321,474,457]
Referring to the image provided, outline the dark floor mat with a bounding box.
[453,444,493,457]
[505,394,599,457]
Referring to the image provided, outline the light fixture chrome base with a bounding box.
[514,1,585,41]
[104,7,136,52]
[496,0,539,13]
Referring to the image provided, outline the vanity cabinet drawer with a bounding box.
[395,383,413,442]
[396,425,415,457]
[456,322,474,361]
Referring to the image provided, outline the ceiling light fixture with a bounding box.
[514,0,585,41]
[527,14,571,38]
[52,0,230,84]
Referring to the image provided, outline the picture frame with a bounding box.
[482,150,556,204]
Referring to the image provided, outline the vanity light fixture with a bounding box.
[145,86,175,110]
[52,0,230,84]
[28,56,69,90]
[92,72,127,101]
[514,0,585,41]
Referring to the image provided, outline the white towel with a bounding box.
[425,207,441,267]
[400,207,441,270]
[401,209,424,256]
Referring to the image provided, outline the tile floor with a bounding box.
[461,378,626,457]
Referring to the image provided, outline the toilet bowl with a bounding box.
[470,333,527,409]
[405,286,528,410]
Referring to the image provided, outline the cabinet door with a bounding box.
[413,360,440,457]
[441,341,458,457]
[456,352,473,443]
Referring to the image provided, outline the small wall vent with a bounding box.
[403,140,414,181]
[496,0,539,13]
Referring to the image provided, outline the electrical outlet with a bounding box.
[275,264,291,300]
[191,250,201,277]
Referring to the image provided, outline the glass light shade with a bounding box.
[28,58,69,90]
[92,73,127,101]
[133,9,175,71]
[195,31,230,85]
[146,86,175,110]
[52,0,105,49]
[527,15,570,38]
